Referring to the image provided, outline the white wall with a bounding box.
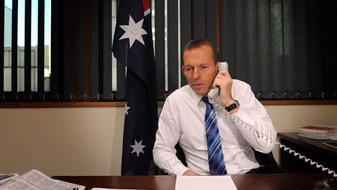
[1,105,337,176]
[0,107,125,176]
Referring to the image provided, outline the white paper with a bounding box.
[0,169,85,190]
[175,176,237,190]
[92,189,141,190]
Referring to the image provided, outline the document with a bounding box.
[0,169,144,190]
[0,169,85,190]
[175,176,237,190]
[91,189,141,190]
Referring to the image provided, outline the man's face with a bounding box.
[182,45,218,96]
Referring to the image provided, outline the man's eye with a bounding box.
[185,67,192,71]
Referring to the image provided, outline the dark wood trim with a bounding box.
[261,100,337,105]
[54,173,330,190]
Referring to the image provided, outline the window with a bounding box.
[1,0,336,103]
[2,0,51,100]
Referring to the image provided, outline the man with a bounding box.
[153,39,277,175]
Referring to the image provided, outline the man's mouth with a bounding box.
[192,83,205,90]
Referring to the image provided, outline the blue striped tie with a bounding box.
[202,97,227,175]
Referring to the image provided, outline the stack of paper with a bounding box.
[298,125,337,140]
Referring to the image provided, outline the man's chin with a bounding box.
[193,88,208,96]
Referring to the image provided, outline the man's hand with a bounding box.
[213,70,234,106]
[183,170,198,176]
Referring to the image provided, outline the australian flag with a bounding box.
[112,0,158,175]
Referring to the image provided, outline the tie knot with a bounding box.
[201,96,210,104]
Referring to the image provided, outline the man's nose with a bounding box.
[192,67,201,78]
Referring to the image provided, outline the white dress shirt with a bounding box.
[153,79,277,175]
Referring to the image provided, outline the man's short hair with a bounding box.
[183,39,220,63]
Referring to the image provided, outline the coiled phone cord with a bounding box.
[276,142,337,178]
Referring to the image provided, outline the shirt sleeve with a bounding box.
[153,98,189,175]
[230,80,277,153]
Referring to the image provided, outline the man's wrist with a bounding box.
[225,100,240,112]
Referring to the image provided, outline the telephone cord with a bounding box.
[276,142,337,178]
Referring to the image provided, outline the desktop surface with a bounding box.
[55,172,330,190]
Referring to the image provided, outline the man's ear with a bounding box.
[216,62,220,72]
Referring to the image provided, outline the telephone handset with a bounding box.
[208,62,228,99]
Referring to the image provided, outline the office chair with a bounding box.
[250,149,286,173]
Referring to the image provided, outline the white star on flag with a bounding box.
[125,102,131,115]
[119,15,147,48]
[130,140,146,157]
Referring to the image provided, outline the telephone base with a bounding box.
[314,177,337,190]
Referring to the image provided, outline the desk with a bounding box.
[278,132,337,173]
[55,173,329,190]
